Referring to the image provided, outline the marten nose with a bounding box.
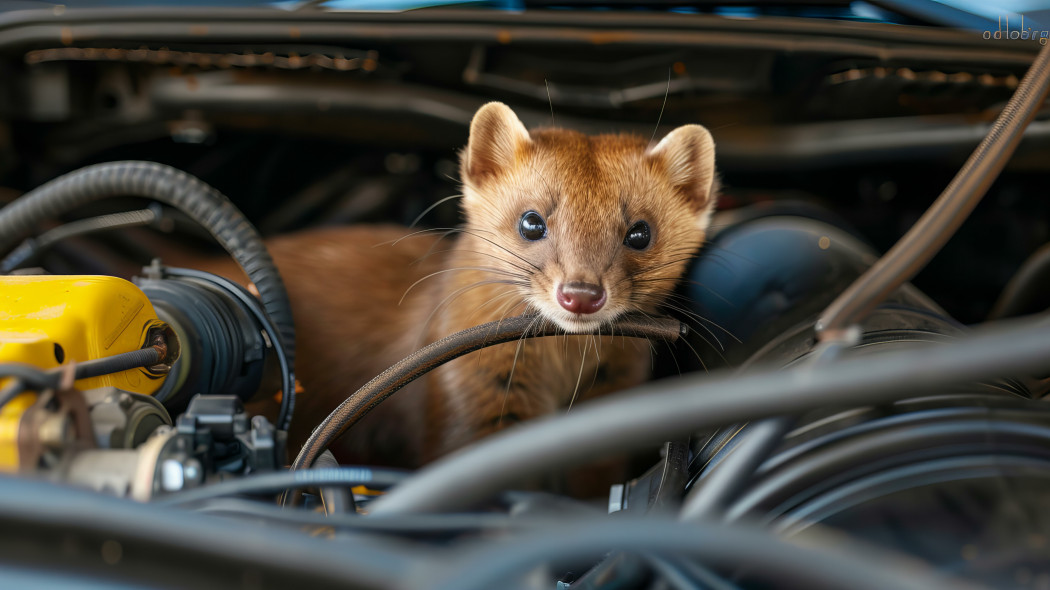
[557,282,606,314]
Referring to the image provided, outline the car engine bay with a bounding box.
[1,4,1050,589]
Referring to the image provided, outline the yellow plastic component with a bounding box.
[0,275,168,471]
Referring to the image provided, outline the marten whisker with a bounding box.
[416,279,525,347]
[692,252,740,275]
[633,309,677,373]
[631,256,697,273]
[631,255,698,275]
[416,241,536,277]
[658,296,740,343]
[474,293,527,371]
[700,242,761,266]
[415,228,469,263]
[451,228,542,272]
[566,337,589,413]
[545,78,555,127]
[657,303,730,359]
[476,291,525,325]
[380,226,463,248]
[400,266,526,305]
[498,337,527,429]
[426,246,535,277]
[647,66,672,149]
[410,194,464,228]
[640,306,711,371]
[651,277,737,309]
[523,155,559,207]
[623,291,723,358]
[500,310,545,427]
[677,331,710,372]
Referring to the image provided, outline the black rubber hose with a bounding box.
[0,161,296,410]
[677,416,795,522]
[677,341,846,522]
[0,474,414,590]
[289,314,685,473]
[817,42,1050,338]
[370,314,1050,515]
[191,499,520,535]
[155,467,409,506]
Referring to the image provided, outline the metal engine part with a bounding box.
[59,394,282,500]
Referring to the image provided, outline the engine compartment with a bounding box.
[1,4,1050,589]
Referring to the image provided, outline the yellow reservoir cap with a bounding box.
[1,275,169,471]
[0,275,166,393]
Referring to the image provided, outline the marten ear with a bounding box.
[461,102,531,189]
[647,124,718,219]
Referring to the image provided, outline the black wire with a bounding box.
[156,467,410,506]
[68,346,161,380]
[2,348,161,405]
[0,348,161,410]
[679,416,795,522]
[371,314,1050,515]
[0,206,160,274]
[416,519,963,590]
[190,498,521,535]
[160,266,297,432]
[642,553,741,590]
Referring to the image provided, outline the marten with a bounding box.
[188,102,718,470]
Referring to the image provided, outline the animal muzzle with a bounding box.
[556,281,607,314]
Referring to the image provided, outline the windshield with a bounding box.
[291,0,1050,29]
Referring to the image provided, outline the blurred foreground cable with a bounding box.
[412,519,976,590]
[157,467,409,506]
[371,314,1050,515]
[0,474,417,589]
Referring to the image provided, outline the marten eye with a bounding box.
[519,211,547,241]
[624,220,651,250]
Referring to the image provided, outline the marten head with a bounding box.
[459,102,717,333]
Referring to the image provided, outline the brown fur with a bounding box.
[190,102,718,469]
